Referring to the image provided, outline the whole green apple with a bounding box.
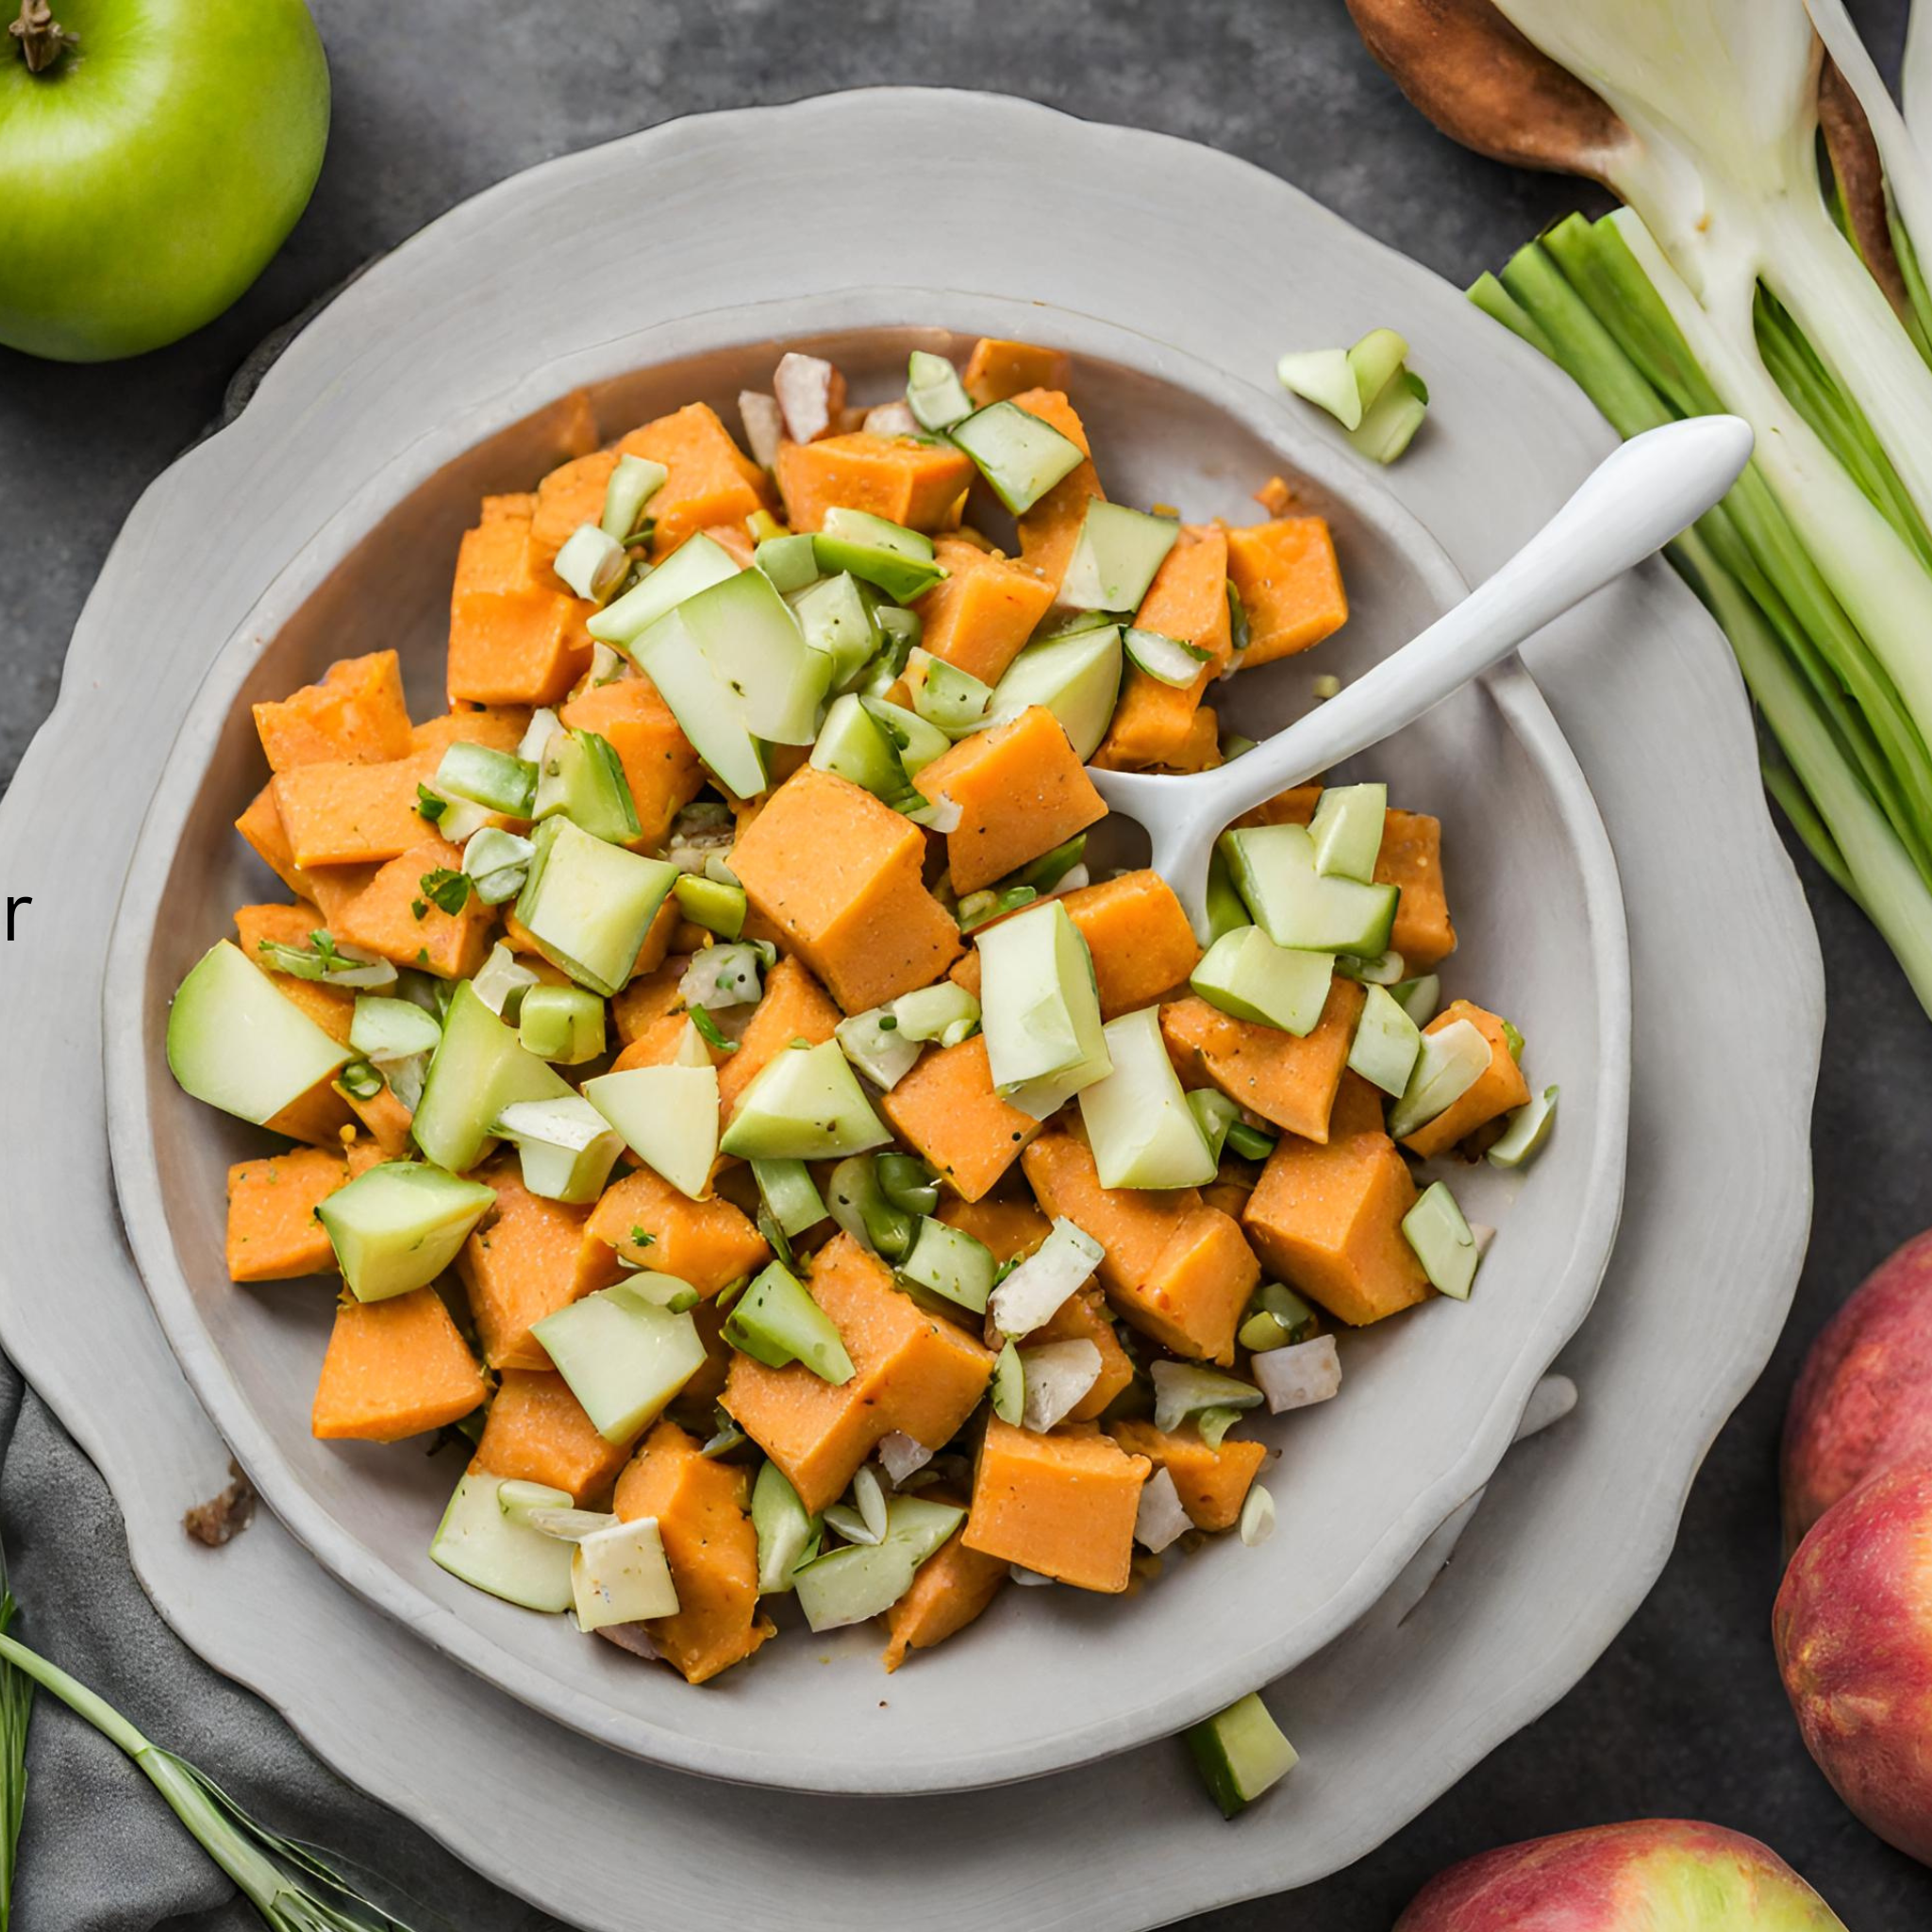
[0,0,328,360]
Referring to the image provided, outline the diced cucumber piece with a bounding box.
[518,707,562,764]
[689,567,830,746]
[989,1216,1106,1337]
[1186,1692,1299,1818]
[1386,1018,1491,1141]
[1489,1084,1558,1170]
[949,400,1085,513]
[752,1158,829,1240]
[583,1062,721,1200]
[532,728,641,845]
[587,532,739,647]
[864,696,948,778]
[1078,1005,1218,1191]
[874,602,922,675]
[430,1469,574,1613]
[461,827,535,905]
[898,1216,997,1315]
[1347,983,1423,1098]
[1350,367,1429,465]
[553,524,629,605]
[756,531,821,595]
[906,349,973,432]
[316,1160,496,1301]
[350,993,442,1065]
[814,508,946,603]
[908,648,995,739]
[1402,1179,1479,1298]
[793,1541,919,1632]
[835,1004,924,1091]
[1390,974,1441,1026]
[1307,782,1387,883]
[1203,845,1249,945]
[977,900,1111,1118]
[791,571,881,691]
[1188,1087,1240,1162]
[1124,627,1209,689]
[1058,502,1181,613]
[412,980,573,1172]
[1501,1018,1525,1061]
[166,941,351,1126]
[1191,925,1336,1036]
[825,1155,917,1261]
[600,453,667,541]
[494,1094,625,1204]
[1151,1358,1264,1433]
[719,1040,891,1160]
[1276,346,1365,429]
[753,1459,822,1594]
[991,1339,1024,1424]
[515,816,678,998]
[434,741,538,819]
[672,872,746,940]
[811,691,914,805]
[632,617,765,801]
[618,1270,702,1314]
[723,1260,856,1383]
[571,1515,679,1631]
[531,1282,708,1441]
[516,984,606,1064]
[882,1493,966,1565]
[989,624,1122,761]
[1219,823,1399,958]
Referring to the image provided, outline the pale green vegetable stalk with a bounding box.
[0,1591,27,1931]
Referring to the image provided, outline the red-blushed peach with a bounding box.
[1782,1230,1932,1549]
[1392,1820,1845,1929]
[1774,1456,1932,1866]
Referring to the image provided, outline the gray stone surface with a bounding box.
[1,0,1929,1924]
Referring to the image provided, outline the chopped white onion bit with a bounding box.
[1134,1467,1192,1554]
[517,707,563,765]
[553,523,629,603]
[822,1502,881,1548]
[989,1217,1105,1338]
[1018,1339,1102,1434]
[1238,1484,1276,1548]
[472,942,539,1017]
[739,391,784,469]
[1253,1335,1342,1415]
[908,792,962,834]
[773,352,840,443]
[1008,1565,1057,1588]
[876,1432,934,1488]
[862,400,920,438]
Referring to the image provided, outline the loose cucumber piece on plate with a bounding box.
[1489,1084,1558,1169]
[949,398,1085,513]
[532,728,641,844]
[1347,983,1424,1098]
[166,940,350,1125]
[571,1515,680,1631]
[587,531,739,646]
[411,980,573,1174]
[1058,502,1180,613]
[977,899,1111,1119]
[813,507,947,603]
[1402,1179,1480,1298]
[1350,367,1429,465]
[1185,1691,1299,1818]
[1218,822,1399,958]
[531,1282,709,1442]
[1346,327,1409,415]
[316,1160,496,1302]
[989,624,1122,761]
[430,1470,574,1613]
[583,1061,722,1200]
[719,1039,891,1160]
[793,1540,919,1632]
[752,1458,822,1595]
[516,983,606,1064]
[1387,1017,1491,1141]
[515,815,678,998]
[1078,1006,1217,1190]
[1275,346,1364,428]
[905,349,974,432]
[1190,925,1336,1036]
[1307,782,1387,883]
[723,1259,856,1383]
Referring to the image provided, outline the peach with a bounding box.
[1394,1820,1844,1929]
[1782,1230,1932,1548]
[1774,1457,1932,1867]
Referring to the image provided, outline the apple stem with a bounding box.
[8,0,75,74]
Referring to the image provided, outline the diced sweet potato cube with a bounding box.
[1106,1420,1265,1531]
[1225,517,1347,665]
[558,677,706,850]
[963,338,1074,408]
[618,403,773,555]
[344,1139,391,1178]
[472,1367,631,1504]
[410,708,533,757]
[341,1077,414,1158]
[774,432,974,534]
[962,1418,1148,1592]
[913,538,1057,686]
[1381,810,1455,971]
[1253,475,1296,518]
[615,1419,773,1684]
[919,706,1107,894]
[253,651,413,773]
[1330,1068,1389,1138]
[269,755,441,871]
[612,954,691,1044]
[1235,783,1323,828]
[1160,979,1363,1142]
[610,1009,713,1075]
[879,1035,1042,1202]
[447,499,594,707]
[882,1520,1009,1670]
[225,1148,347,1281]
[936,1194,1052,1264]
[1036,1287,1134,1423]
[677,1295,735,1416]
[1058,871,1201,1017]
[1097,529,1232,771]
[458,1159,596,1369]
[333,836,497,980]
[457,502,550,600]
[311,1289,486,1443]
[1242,1127,1429,1326]
[728,766,960,1012]
[719,956,842,1118]
[586,1168,769,1293]
[1401,1000,1530,1159]
[264,1074,358,1149]
[722,1233,993,1511]
[531,449,619,564]
[1152,705,1222,774]
[233,902,356,1041]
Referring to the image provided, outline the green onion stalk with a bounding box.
[1461,0,1932,1014]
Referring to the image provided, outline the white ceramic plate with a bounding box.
[0,92,1818,1924]
[103,295,1625,1794]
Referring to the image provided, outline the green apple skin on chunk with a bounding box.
[412,982,573,1175]
[514,816,678,1000]
[1190,925,1337,1036]
[582,1063,722,1200]
[989,625,1122,762]
[977,900,1111,1118]
[1219,822,1399,958]
[317,1161,497,1302]
[531,1283,708,1443]
[718,1041,891,1161]
[1077,1005,1218,1190]
[166,941,349,1125]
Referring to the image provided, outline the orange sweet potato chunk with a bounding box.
[446,497,595,708]
[774,433,974,534]
[410,708,533,757]
[472,1367,632,1504]
[558,676,705,850]
[1381,810,1455,972]
[879,1035,1042,1203]
[611,954,691,1044]
[1056,871,1201,1017]
[531,449,619,564]
[719,956,842,1118]
[618,403,773,555]
[912,538,1057,685]
[920,706,1107,894]
[936,1195,1051,1263]
[615,1419,774,1684]
[1013,388,1102,595]
[1106,1420,1265,1531]
[962,1418,1149,1592]
[1401,1000,1530,1159]
[333,835,497,980]
[1097,529,1232,771]
[1225,516,1347,666]
[269,755,442,871]
[341,1077,414,1158]
[1036,1287,1135,1423]
[1160,979,1364,1142]
[311,1290,486,1443]
[728,766,961,1012]
[458,1158,595,1369]
[225,1148,347,1281]
[585,1168,769,1293]
[721,1233,993,1511]
[253,651,413,773]
[882,1519,1009,1670]
[1242,1128,1429,1325]
[963,338,1074,408]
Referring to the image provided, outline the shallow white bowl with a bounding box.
[105,295,1627,1794]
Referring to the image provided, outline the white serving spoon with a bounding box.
[1086,414,1756,937]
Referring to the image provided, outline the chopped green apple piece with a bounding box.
[793,1540,919,1631]
[411,980,572,1172]
[1224,1119,1278,1162]
[1078,1005,1217,1190]
[1219,822,1399,958]
[516,983,606,1064]
[531,1282,708,1441]
[898,1216,996,1315]
[813,507,946,603]
[430,1469,573,1613]
[791,571,881,691]
[587,531,738,647]
[1307,782,1387,883]
[989,625,1122,761]
[469,942,539,1022]
[908,648,995,738]
[905,349,973,431]
[433,741,537,818]
[1151,1358,1264,1433]
[1335,948,1405,987]
[1276,346,1364,428]
[719,1040,891,1160]
[991,1339,1024,1424]
[1350,367,1428,465]
[1191,925,1336,1035]
[1402,1179,1479,1298]
[349,993,442,1065]
[1058,502,1180,613]
[834,1004,924,1091]
[515,815,678,998]
[1347,983,1423,1098]
[989,1216,1105,1337]
[977,899,1111,1118]
[600,453,667,541]
[755,530,821,595]
[631,623,764,800]
[949,399,1085,513]
[1488,1085,1558,1170]
[583,1062,722,1200]
[1390,973,1441,1026]
[571,1514,679,1631]
[691,567,830,745]
[1123,626,1209,688]
[1346,327,1408,413]
[811,691,915,805]
[316,1160,496,1302]
[752,1458,822,1594]
[532,728,641,845]
[672,872,746,940]
[1387,1017,1491,1141]
[1186,1692,1299,1818]
[166,941,351,1125]
[864,695,948,778]
[723,1259,856,1383]
[874,1153,940,1218]
[493,1094,625,1205]
[752,1158,829,1241]
[1204,845,1249,944]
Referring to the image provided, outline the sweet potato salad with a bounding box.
[168,337,1557,1684]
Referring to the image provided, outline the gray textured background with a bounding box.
[4,1,1931,1924]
